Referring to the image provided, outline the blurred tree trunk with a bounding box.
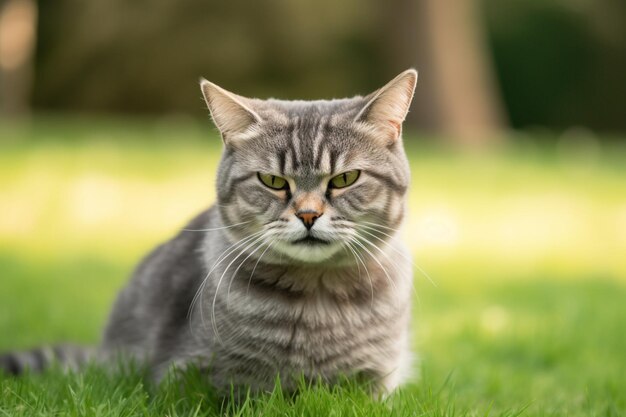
[383,0,506,145]
[0,0,37,118]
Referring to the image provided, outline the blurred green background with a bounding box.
[0,0,625,415]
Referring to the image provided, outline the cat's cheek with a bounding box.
[330,193,368,217]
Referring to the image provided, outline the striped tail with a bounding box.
[0,345,96,375]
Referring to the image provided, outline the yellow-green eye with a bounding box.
[258,173,288,190]
[329,170,360,189]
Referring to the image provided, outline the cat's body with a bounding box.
[1,70,418,394]
[103,206,413,393]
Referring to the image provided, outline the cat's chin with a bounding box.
[273,240,344,264]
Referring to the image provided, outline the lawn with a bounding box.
[0,117,625,416]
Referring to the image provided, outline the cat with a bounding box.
[0,69,418,395]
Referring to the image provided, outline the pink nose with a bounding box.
[295,210,321,230]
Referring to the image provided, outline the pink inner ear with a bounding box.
[380,120,401,145]
[389,120,402,137]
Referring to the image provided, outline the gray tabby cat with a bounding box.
[0,69,418,395]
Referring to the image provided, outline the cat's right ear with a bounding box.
[354,69,418,145]
[200,79,262,143]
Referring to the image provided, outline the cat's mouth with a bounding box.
[292,235,331,245]
[275,234,342,262]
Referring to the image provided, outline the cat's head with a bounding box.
[201,70,416,265]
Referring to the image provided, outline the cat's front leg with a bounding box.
[377,336,416,396]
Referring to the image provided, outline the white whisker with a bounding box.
[187,230,265,336]
[361,220,400,233]
[343,240,374,311]
[246,240,276,295]
[356,230,421,303]
[183,220,252,232]
[347,236,398,294]
[210,233,268,344]
[360,224,437,287]
[225,233,278,308]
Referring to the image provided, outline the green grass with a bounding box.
[1,116,625,416]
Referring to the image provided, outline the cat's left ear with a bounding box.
[200,79,262,144]
[354,69,418,143]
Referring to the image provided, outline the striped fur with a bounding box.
[1,70,418,395]
[0,345,94,375]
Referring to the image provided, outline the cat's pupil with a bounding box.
[271,176,276,186]
[342,173,347,184]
